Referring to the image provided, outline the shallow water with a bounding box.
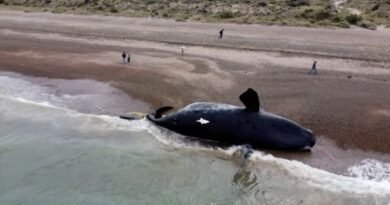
[0,75,390,205]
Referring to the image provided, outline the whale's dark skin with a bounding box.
[145,88,316,151]
[147,103,315,150]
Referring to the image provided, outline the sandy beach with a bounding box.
[0,10,389,174]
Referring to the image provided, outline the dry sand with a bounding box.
[0,10,389,173]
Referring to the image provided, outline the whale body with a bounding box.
[145,88,316,151]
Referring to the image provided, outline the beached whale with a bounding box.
[122,88,316,151]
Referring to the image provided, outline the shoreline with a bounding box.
[0,71,151,114]
[1,70,389,176]
[0,10,389,174]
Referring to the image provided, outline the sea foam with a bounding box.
[1,75,390,202]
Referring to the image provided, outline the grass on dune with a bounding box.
[0,0,388,29]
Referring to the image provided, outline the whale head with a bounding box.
[258,111,316,150]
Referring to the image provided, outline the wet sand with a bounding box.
[0,10,389,174]
[0,71,150,114]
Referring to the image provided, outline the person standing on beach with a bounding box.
[219,28,224,39]
[308,60,317,75]
[122,51,126,64]
[181,45,186,56]
[127,51,131,64]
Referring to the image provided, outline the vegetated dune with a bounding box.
[0,0,388,29]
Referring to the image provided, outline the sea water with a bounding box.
[0,75,389,205]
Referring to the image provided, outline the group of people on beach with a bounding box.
[120,28,319,75]
[120,28,224,62]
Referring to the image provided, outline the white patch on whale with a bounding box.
[196,118,210,125]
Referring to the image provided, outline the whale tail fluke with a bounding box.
[239,88,260,112]
[154,106,174,119]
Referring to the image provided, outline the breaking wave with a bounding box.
[347,159,390,183]
[1,95,390,199]
[1,74,390,204]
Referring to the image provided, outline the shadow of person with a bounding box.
[232,168,258,193]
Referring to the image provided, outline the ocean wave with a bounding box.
[347,159,390,183]
[1,90,390,200]
[145,120,390,196]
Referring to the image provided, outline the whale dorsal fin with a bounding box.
[239,88,260,112]
[155,106,174,119]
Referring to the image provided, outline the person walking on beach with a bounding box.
[127,51,131,64]
[180,45,186,56]
[308,60,317,75]
[219,28,224,39]
[122,51,126,64]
